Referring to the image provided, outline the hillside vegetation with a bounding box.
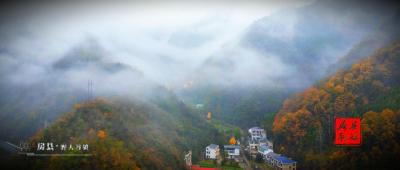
[6,96,225,170]
[272,43,400,169]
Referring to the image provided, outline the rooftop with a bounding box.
[249,127,263,131]
[258,145,273,154]
[224,145,240,149]
[277,156,297,164]
[266,152,281,159]
[207,144,219,149]
[258,145,270,151]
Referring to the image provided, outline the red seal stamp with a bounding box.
[335,117,361,146]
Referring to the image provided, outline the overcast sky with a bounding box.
[0,0,314,90]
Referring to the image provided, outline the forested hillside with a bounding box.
[272,43,400,169]
[179,86,289,130]
[177,0,400,132]
[1,1,399,170]
[2,96,224,170]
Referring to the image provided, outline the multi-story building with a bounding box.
[223,145,240,159]
[205,144,220,159]
[248,127,267,141]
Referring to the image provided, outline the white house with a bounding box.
[224,145,240,159]
[248,127,267,140]
[258,145,273,157]
[205,144,220,159]
[249,138,270,151]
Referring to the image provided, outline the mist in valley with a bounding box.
[0,0,398,140]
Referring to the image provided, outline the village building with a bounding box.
[257,145,273,157]
[248,127,267,140]
[265,152,296,170]
[248,127,272,158]
[223,145,240,159]
[205,144,220,159]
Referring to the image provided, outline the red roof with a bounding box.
[191,165,220,170]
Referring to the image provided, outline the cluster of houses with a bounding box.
[205,141,240,160]
[201,126,296,170]
[248,127,297,170]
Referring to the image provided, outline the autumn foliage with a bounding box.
[97,130,106,139]
[229,136,237,145]
[207,112,212,120]
[25,94,226,170]
[272,43,400,169]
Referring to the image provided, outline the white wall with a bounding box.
[206,147,218,159]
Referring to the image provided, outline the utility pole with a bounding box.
[87,80,93,101]
[85,50,94,101]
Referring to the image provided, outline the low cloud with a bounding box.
[0,0,389,98]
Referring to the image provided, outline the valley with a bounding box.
[0,0,399,170]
